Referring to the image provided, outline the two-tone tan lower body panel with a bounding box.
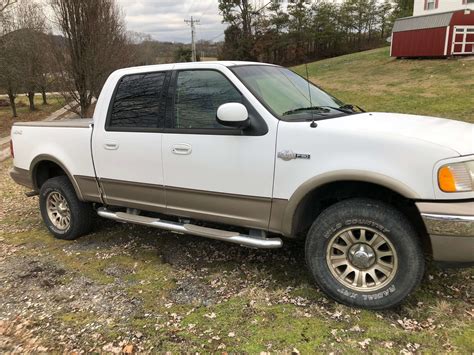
[99,178,167,213]
[10,166,103,204]
[9,167,34,189]
[94,178,273,231]
[75,176,103,203]
[165,186,272,230]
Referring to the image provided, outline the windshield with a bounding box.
[232,65,345,119]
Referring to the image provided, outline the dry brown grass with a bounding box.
[0,95,65,138]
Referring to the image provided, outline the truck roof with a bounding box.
[111,61,277,76]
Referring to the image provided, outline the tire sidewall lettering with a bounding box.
[323,219,390,239]
[336,284,397,300]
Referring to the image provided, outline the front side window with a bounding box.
[232,65,345,120]
[427,0,436,10]
[109,72,167,129]
[173,70,243,129]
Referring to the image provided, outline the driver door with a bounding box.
[162,67,276,230]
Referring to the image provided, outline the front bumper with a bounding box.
[417,201,474,263]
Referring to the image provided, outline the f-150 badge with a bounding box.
[278,150,311,161]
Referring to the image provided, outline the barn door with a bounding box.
[452,26,474,55]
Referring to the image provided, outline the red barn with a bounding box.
[391,10,474,58]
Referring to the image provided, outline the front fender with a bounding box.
[270,170,419,237]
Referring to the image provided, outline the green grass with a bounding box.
[293,47,474,123]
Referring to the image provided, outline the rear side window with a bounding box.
[173,70,243,129]
[109,72,167,129]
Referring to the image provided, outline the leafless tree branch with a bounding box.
[0,0,17,13]
[50,0,133,117]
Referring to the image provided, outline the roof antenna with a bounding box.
[305,61,317,128]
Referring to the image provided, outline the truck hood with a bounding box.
[330,112,474,156]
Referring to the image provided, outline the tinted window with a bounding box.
[109,72,167,129]
[174,70,243,129]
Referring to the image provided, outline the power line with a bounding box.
[184,16,200,61]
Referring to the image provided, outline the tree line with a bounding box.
[218,0,413,65]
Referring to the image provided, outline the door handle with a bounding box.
[172,143,192,155]
[104,141,119,150]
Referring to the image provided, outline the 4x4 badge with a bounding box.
[278,150,311,161]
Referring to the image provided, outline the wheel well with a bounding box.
[33,160,68,190]
[292,181,430,251]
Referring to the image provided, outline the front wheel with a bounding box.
[39,176,94,240]
[305,198,424,310]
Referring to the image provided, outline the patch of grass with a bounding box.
[176,299,338,352]
[293,47,474,123]
[0,94,65,138]
[238,305,330,353]
[59,311,98,328]
[452,326,474,350]
[123,256,177,311]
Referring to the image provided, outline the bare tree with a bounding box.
[0,0,17,13]
[0,0,50,115]
[37,48,56,105]
[0,36,21,117]
[15,0,49,111]
[0,1,20,117]
[0,0,15,34]
[128,31,156,65]
[51,0,132,117]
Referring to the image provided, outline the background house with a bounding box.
[414,0,474,16]
[391,0,474,57]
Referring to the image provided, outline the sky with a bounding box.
[116,0,229,43]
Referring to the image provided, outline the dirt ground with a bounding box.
[0,159,473,353]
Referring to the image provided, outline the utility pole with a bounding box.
[184,16,200,62]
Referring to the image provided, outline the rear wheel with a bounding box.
[305,198,424,310]
[39,176,94,240]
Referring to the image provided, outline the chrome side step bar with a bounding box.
[97,207,283,249]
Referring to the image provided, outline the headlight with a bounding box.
[438,161,474,192]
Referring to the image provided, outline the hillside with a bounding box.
[293,47,474,123]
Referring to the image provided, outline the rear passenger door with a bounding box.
[92,69,171,213]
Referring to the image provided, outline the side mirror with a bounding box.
[216,103,249,129]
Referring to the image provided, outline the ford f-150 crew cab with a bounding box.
[9,61,474,309]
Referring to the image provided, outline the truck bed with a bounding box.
[14,118,93,128]
[11,118,97,190]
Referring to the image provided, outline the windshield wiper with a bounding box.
[316,106,353,114]
[313,104,366,114]
[282,104,365,117]
[340,104,366,113]
[282,106,331,116]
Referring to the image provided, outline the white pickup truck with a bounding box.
[9,62,474,309]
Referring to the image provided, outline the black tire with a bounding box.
[305,198,424,310]
[39,176,94,240]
